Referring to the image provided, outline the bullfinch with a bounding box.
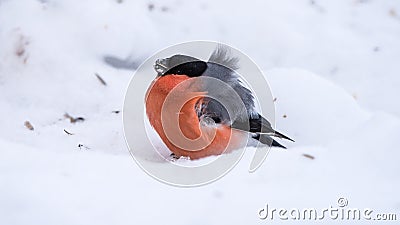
[145,45,293,160]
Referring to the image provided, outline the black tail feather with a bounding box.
[272,139,287,149]
[273,130,295,142]
[253,133,287,149]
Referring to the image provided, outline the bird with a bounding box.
[145,45,293,160]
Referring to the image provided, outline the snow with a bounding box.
[1,0,400,224]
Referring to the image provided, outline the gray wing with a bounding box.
[198,45,293,146]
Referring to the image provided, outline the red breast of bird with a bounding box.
[145,74,248,159]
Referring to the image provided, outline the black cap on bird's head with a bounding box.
[153,54,207,77]
[153,45,240,78]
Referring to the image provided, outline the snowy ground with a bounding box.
[1,0,400,224]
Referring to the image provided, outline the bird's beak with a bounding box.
[154,58,168,76]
